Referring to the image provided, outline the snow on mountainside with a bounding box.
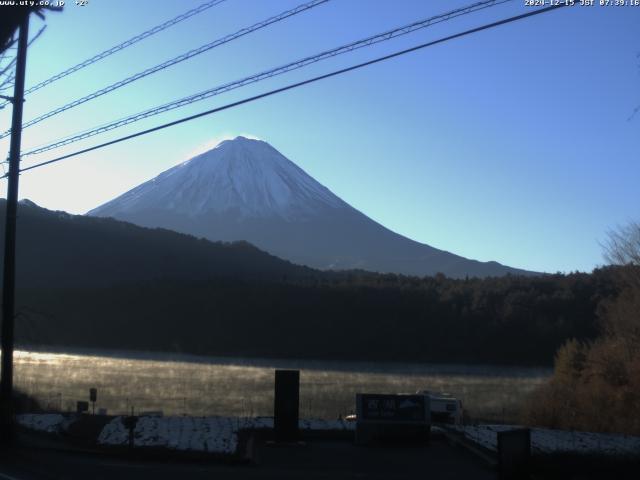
[89,136,534,278]
[92,137,345,220]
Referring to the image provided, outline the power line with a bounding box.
[0,26,47,108]
[0,51,18,93]
[0,55,17,79]
[0,72,14,93]
[0,0,330,139]
[20,0,512,157]
[0,0,228,110]
[27,25,47,47]
[12,2,572,177]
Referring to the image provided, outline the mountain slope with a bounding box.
[89,136,533,278]
[0,199,313,290]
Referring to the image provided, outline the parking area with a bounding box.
[250,436,496,480]
[0,435,495,480]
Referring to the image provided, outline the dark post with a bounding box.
[498,428,531,479]
[123,406,137,449]
[274,369,299,442]
[0,13,30,447]
[89,388,97,414]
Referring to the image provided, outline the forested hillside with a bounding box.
[1,200,618,366]
[16,270,617,366]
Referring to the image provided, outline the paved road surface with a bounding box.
[0,438,496,480]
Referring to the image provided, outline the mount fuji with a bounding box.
[88,136,531,278]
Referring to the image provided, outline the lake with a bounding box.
[14,349,551,422]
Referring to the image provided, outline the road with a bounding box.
[0,437,497,480]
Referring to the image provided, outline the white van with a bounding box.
[418,391,463,425]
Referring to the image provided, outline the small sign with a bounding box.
[76,401,89,413]
[89,388,97,403]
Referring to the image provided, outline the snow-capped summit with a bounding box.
[89,137,532,278]
[92,136,344,220]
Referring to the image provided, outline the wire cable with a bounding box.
[20,0,512,156]
[11,2,572,177]
[0,0,330,139]
[0,26,47,107]
[0,0,228,110]
[0,55,17,80]
[27,25,48,48]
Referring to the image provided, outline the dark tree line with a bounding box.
[1,200,623,366]
[16,267,620,366]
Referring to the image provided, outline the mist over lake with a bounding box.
[15,349,550,422]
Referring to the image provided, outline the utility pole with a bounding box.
[0,13,30,447]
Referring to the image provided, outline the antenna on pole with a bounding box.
[0,11,30,447]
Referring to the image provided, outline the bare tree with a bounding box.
[602,221,640,293]
[600,221,640,350]
[603,221,640,267]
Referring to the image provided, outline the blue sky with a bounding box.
[0,0,638,274]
